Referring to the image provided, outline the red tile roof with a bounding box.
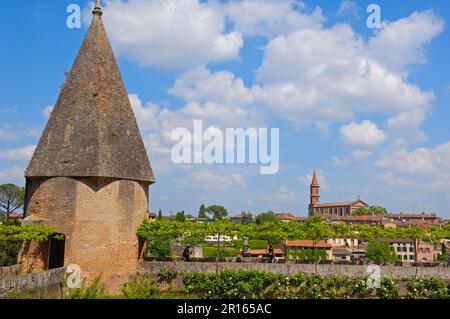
[249,249,284,255]
[276,213,298,220]
[282,240,332,248]
[314,200,369,208]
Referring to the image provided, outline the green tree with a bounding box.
[365,240,398,264]
[198,204,208,219]
[353,206,387,216]
[206,205,228,220]
[0,184,25,218]
[304,216,332,273]
[255,211,279,224]
[241,212,254,224]
[157,210,163,220]
[147,236,172,257]
[176,211,186,222]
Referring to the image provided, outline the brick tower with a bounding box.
[308,171,320,216]
[19,1,154,292]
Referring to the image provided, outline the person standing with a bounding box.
[182,244,192,262]
[268,245,275,264]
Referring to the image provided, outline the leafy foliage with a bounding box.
[147,235,172,257]
[205,205,228,220]
[0,184,25,217]
[66,277,106,299]
[183,270,406,299]
[0,223,61,243]
[255,211,279,224]
[198,204,207,219]
[122,275,160,299]
[365,240,398,264]
[137,218,450,246]
[158,269,178,283]
[407,278,449,299]
[353,206,387,216]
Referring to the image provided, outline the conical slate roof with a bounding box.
[311,171,319,186]
[26,6,154,183]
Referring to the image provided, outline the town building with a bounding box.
[248,249,285,259]
[417,241,440,262]
[332,248,352,261]
[279,239,333,260]
[276,213,300,222]
[381,238,415,263]
[19,2,154,292]
[308,171,369,216]
[229,212,256,223]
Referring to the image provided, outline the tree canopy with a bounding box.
[353,206,388,216]
[255,211,279,224]
[0,184,25,217]
[205,205,228,220]
[198,204,208,219]
[365,239,398,263]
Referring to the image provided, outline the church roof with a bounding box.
[313,200,369,208]
[311,171,319,186]
[26,4,154,183]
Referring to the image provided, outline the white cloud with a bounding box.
[175,169,246,191]
[270,186,296,201]
[0,124,18,141]
[254,10,440,128]
[369,10,444,71]
[93,0,243,69]
[0,145,36,160]
[41,105,53,118]
[169,67,260,106]
[224,0,325,37]
[0,166,24,182]
[340,120,386,146]
[129,94,159,131]
[387,108,427,143]
[376,141,450,174]
[376,171,417,187]
[351,150,372,160]
[298,171,328,189]
[336,1,359,18]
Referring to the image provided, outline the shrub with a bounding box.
[147,236,172,257]
[158,269,178,283]
[378,278,400,299]
[407,278,449,299]
[66,277,106,299]
[122,275,160,299]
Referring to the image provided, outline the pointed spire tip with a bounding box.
[93,0,103,16]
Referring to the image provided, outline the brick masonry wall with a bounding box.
[20,177,149,293]
[138,261,450,286]
[0,267,66,299]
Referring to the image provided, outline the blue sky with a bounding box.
[1,0,450,217]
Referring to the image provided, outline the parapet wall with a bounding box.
[0,266,66,298]
[138,261,450,280]
[0,265,21,281]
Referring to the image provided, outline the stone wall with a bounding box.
[138,261,450,283]
[0,265,21,281]
[0,267,66,299]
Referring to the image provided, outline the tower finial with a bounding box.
[93,0,103,16]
